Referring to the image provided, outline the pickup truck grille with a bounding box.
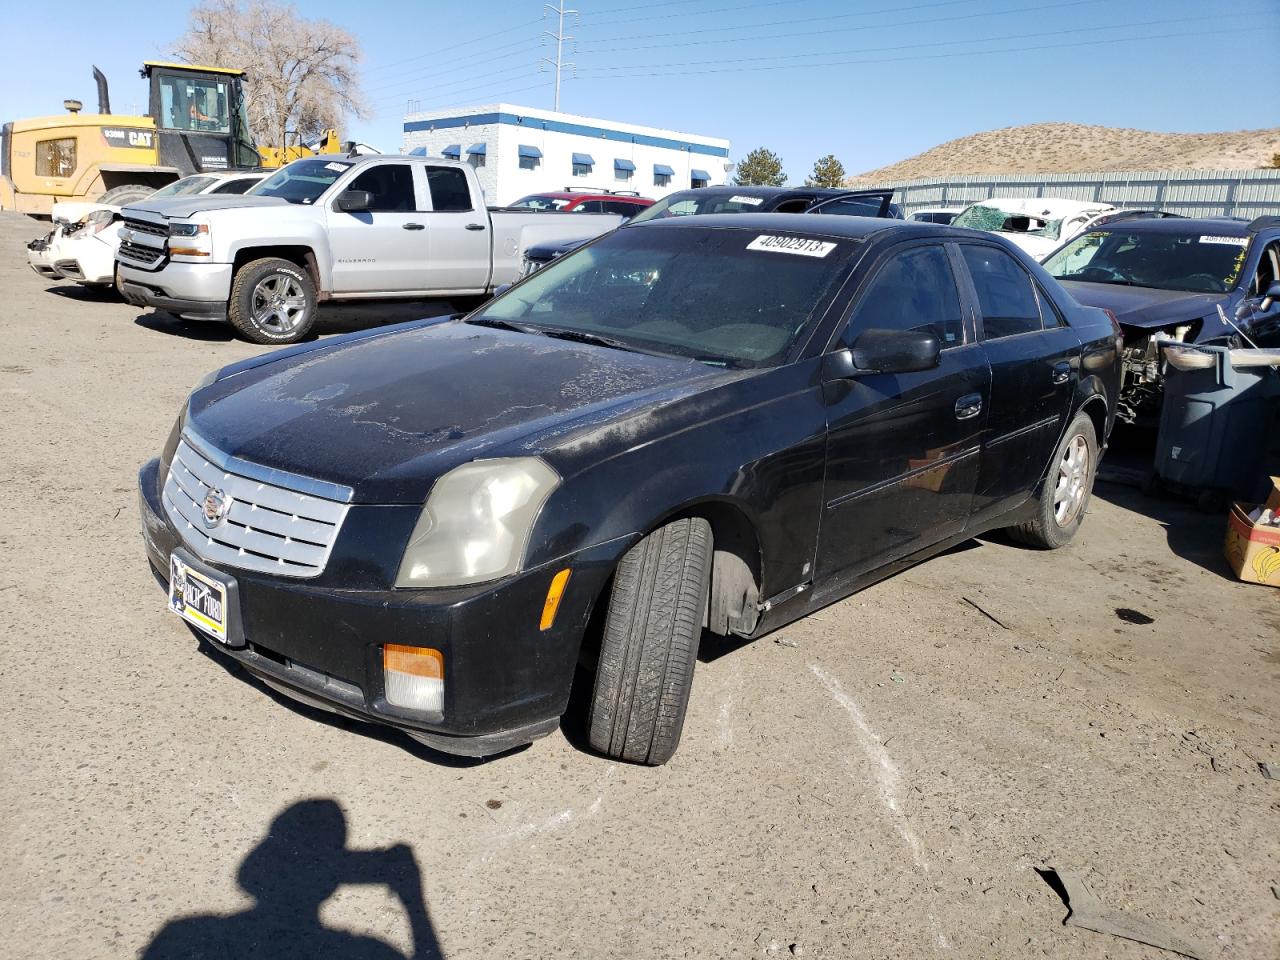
[162,437,350,578]
[118,217,168,267]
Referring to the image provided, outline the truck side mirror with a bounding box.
[1263,281,1280,312]
[1236,281,1280,320]
[335,189,374,213]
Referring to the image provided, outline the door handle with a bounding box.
[1052,361,1071,384]
[955,393,983,420]
[402,223,425,231]
[465,223,486,231]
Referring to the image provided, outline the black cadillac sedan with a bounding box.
[138,215,1120,765]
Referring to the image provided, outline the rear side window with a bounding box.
[850,244,965,346]
[212,177,259,195]
[426,167,472,212]
[962,245,1043,339]
[813,197,886,217]
[347,163,417,213]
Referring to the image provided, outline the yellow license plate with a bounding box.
[168,555,228,643]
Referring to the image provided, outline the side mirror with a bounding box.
[1235,281,1280,320]
[846,328,941,375]
[492,283,512,297]
[335,189,374,213]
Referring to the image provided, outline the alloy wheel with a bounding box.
[251,273,308,335]
[1053,433,1090,526]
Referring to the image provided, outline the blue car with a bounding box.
[1042,215,1280,424]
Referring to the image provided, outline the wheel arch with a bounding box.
[231,246,321,290]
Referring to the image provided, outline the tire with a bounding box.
[587,517,712,765]
[97,184,154,206]
[1007,412,1098,549]
[227,258,317,344]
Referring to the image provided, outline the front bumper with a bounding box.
[118,261,233,321]
[138,457,624,757]
[54,234,118,286]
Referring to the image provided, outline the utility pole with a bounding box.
[541,1,577,112]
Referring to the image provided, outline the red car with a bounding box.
[508,191,654,218]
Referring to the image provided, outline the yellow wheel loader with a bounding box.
[0,62,265,216]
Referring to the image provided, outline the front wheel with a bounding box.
[1007,412,1098,549]
[587,517,712,765]
[97,183,155,206]
[227,258,317,344]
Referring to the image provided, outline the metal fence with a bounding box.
[882,168,1280,219]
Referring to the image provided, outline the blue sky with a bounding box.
[3,0,1277,182]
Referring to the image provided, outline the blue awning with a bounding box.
[518,144,542,159]
[442,144,461,158]
[653,163,675,176]
[572,152,594,165]
[614,158,636,172]
[465,143,486,156]
[407,146,427,157]
[690,169,711,181]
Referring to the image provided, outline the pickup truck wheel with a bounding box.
[1007,411,1098,549]
[228,258,317,344]
[588,517,712,765]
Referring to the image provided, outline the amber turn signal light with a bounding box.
[539,568,572,631]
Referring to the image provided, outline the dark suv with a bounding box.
[138,216,1119,765]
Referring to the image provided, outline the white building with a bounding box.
[402,103,730,206]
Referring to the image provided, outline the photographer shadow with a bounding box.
[142,798,443,959]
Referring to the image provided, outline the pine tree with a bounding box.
[805,154,847,187]
[733,147,787,187]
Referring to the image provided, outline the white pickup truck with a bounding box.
[115,155,623,343]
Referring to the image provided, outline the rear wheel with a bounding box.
[1007,412,1098,549]
[98,184,154,206]
[587,517,712,765]
[227,258,318,344]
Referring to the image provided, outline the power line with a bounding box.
[575,24,1239,81]
[579,8,1253,73]
[369,65,545,109]
[363,17,544,74]
[365,48,542,99]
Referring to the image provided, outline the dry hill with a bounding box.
[850,122,1280,183]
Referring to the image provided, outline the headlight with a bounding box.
[169,222,211,258]
[396,458,559,587]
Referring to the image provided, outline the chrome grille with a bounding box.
[123,217,167,239]
[162,436,350,578]
[118,239,164,265]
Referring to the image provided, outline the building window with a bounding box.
[469,153,486,168]
[691,168,711,189]
[654,173,671,187]
[572,152,595,178]
[518,145,542,171]
[615,169,633,183]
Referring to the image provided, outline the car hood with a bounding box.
[122,194,288,219]
[525,236,592,260]
[1059,280,1229,332]
[186,320,727,503]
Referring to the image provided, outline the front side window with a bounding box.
[158,75,231,134]
[849,245,965,347]
[961,245,1042,339]
[255,158,354,205]
[211,177,260,195]
[426,166,472,212]
[1043,229,1250,294]
[470,227,856,367]
[347,163,417,212]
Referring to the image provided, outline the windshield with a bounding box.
[1044,229,1249,293]
[468,226,854,367]
[511,195,572,210]
[149,176,217,199]
[157,75,231,134]
[952,204,1050,235]
[253,158,355,205]
[629,192,770,224]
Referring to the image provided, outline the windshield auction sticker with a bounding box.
[729,195,765,206]
[747,235,837,257]
[1199,235,1247,246]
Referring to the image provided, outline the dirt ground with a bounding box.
[0,210,1277,960]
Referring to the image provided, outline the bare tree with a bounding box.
[173,0,365,150]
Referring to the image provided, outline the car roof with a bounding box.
[627,212,971,242]
[1077,216,1251,237]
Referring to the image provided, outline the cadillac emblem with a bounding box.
[202,488,231,528]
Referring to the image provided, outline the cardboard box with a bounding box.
[1224,477,1280,587]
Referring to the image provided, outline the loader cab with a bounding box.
[142,62,259,174]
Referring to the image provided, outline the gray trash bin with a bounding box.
[1153,343,1279,508]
